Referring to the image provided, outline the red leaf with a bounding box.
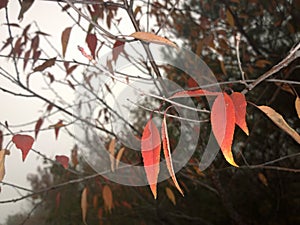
[230,92,249,135]
[161,114,184,196]
[170,89,220,99]
[112,40,125,62]
[141,119,161,199]
[12,134,34,161]
[86,33,97,59]
[55,155,69,169]
[211,93,238,167]
[49,120,65,139]
[61,27,72,58]
[34,117,43,139]
[0,0,8,10]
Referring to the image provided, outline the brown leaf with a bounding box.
[103,185,113,213]
[108,138,116,172]
[0,149,10,182]
[130,32,177,48]
[0,130,3,149]
[34,117,43,139]
[61,27,72,58]
[257,105,300,144]
[165,187,176,205]
[33,57,56,72]
[295,97,300,119]
[81,187,88,225]
[71,145,79,167]
[258,172,268,187]
[115,147,125,169]
[86,33,97,59]
[18,0,34,21]
[161,113,184,196]
[226,9,235,26]
[0,0,8,10]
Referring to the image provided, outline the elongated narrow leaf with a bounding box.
[61,27,72,58]
[115,147,125,169]
[230,92,249,135]
[0,130,3,149]
[86,33,97,59]
[102,185,113,213]
[34,117,43,139]
[108,138,115,172]
[141,119,161,199]
[12,134,34,161]
[161,114,184,196]
[130,31,177,48]
[49,120,64,139]
[295,97,300,119]
[257,105,300,144]
[165,187,176,205]
[33,57,56,72]
[211,93,238,167]
[170,89,220,99]
[0,149,10,182]
[81,187,88,225]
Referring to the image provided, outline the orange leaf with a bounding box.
[257,105,300,144]
[161,114,184,196]
[34,117,43,139]
[130,32,177,48]
[86,33,97,59]
[115,146,125,169]
[81,187,88,225]
[141,119,161,199]
[295,97,300,119]
[55,155,69,169]
[61,27,72,58]
[170,89,220,99]
[108,138,116,172]
[102,185,113,213]
[165,187,176,205]
[112,40,125,62]
[12,134,34,161]
[230,92,249,135]
[211,93,238,167]
[0,149,10,182]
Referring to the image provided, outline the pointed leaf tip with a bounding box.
[12,134,34,161]
[141,119,161,199]
[211,93,238,167]
[230,92,249,135]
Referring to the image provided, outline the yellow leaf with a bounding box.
[257,105,300,144]
[81,187,88,225]
[226,9,235,27]
[108,138,116,172]
[165,187,176,205]
[103,185,113,213]
[0,149,10,182]
[295,97,300,119]
[130,32,177,48]
[115,147,125,169]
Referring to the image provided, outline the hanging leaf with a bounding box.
[161,113,184,196]
[112,40,125,62]
[49,120,65,139]
[33,57,56,72]
[12,134,34,161]
[165,187,176,205]
[102,185,113,213]
[34,117,43,139]
[295,97,300,119]
[18,0,35,20]
[86,33,97,59]
[0,130,3,149]
[0,0,8,10]
[141,119,161,199]
[108,138,116,172]
[55,155,69,169]
[81,187,88,225]
[170,89,220,99]
[115,147,125,169]
[211,93,238,167]
[130,32,177,48]
[230,92,249,135]
[61,27,72,58]
[0,149,10,182]
[257,105,300,144]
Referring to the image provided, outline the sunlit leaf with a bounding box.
[103,185,113,213]
[161,113,184,196]
[211,93,238,167]
[165,187,176,205]
[115,147,125,169]
[130,32,177,48]
[141,119,161,199]
[81,187,88,225]
[55,155,69,169]
[170,89,220,99]
[108,138,115,172]
[12,134,34,161]
[257,105,300,144]
[0,149,10,182]
[86,33,97,59]
[230,92,249,135]
[61,27,72,58]
[295,97,300,119]
[33,57,56,72]
[34,117,43,139]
